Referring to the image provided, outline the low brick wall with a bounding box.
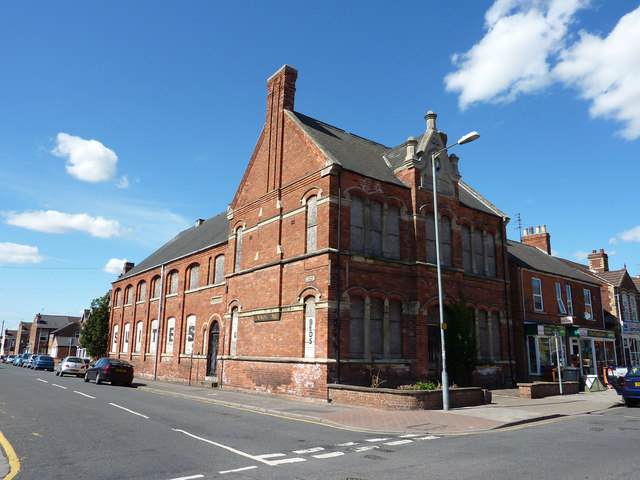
[327,384,490,410]
[518,381,580,399]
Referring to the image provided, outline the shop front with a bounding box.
[525,324,566,379]
[566,327,617,378]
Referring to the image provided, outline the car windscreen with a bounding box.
[67,357,84,362]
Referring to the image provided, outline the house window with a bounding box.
[461,225,472,272]
[230,308,238,356]
[135,321,143,353]
[386,205,400,259]
[112,325,119,353]
[234,227,243,272]
[188,264,200,290]
[532,278,544,311]
[566,286,573,316]
[123,323,130,353]
[166,317,175,353]
[214,255,225,284]
[350,196,364,253]
[149,319,158,354]
[151,276,161,299]
[306,196,317,253]
[114,289,122,307]
[168,271,179,295]
[556,283,567,315]
[304,297,316,358]
[125,286,133,305]
[631,295,638,322]
[138,281,146,302]
[584,289,593,320]
[185,315,196,354]
[349,297,364,358]
[623,294,630,322]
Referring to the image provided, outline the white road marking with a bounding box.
[254,453,286,459]
[313,451,344,459]
[335,441,358,446]
[268,457,306,465]
[219,466,257,474]
[293,447,324,454]
[366,437,391,442]
[399,434,421,438]
[52,384,67,390]
[167,475,205,480]
[173,428,297,467]
[353,445,379,452]
[73,391,96,399]
[415,435,439,440]
[384,440,413,446]
[36,379,48,383]
[109,403,149,419]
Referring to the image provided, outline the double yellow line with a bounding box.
[0,431,19,480]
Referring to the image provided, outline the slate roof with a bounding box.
[507,240,599,284]
[35,315,81,331]
[119,211,229,281]
[597,269,628,287]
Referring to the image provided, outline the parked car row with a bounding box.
[4,353,135,387]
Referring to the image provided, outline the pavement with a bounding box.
[0,379,625,479]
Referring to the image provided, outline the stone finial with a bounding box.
[425,111,437,130]
[405,136,418,162]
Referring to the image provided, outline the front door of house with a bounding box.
[207,322,220,377]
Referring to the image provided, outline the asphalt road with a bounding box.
[2,363,639,479]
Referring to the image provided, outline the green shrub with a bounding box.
[414,381,437,390]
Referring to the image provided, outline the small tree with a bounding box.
[79,292,111,359]
[444,293,476,387]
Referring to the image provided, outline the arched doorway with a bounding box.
[207,322,220,377]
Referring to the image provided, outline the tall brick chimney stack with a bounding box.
[588,249,609,273]
[266,64,297,116]
[521,225,551,254]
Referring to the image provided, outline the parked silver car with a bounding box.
[56,356,89,377]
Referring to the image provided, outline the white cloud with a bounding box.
[104,258,126,274]
[609,237,618,245]
[618,225,640,242]
[115,175,130,189]
[553,6,640,139]
[51,132,118,182]
[445,0,586,108]
[5,210,122,238]
[572,250,589,261]
[0,242,43,264]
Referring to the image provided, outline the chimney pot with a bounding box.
[535,226,541,234]
[122,262,135,275]
[195,219,205,227]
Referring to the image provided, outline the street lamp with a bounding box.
[431,131,480,411]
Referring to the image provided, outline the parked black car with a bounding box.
[84,358,134,386]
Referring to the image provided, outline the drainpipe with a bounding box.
[153,264,165,380]
[336,168,342,384]
[500,217,514,385]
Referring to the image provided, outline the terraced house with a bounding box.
[109,65,514,398]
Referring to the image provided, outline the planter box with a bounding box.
[327,384,491,410]
[517,381,580,399]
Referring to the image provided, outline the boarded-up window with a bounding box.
[188,264,199,290]
[214,255,225,284]
[389,300,402,358]
[370,298,384,358]
[230,308,238,356]
[166,317,175,353]
[138,281,146,302]
[474,230,485,276]
[234,227,243,272]
[125,286,133,305]
[112,325,118,352]
[168,271,179,295]
[350,197,364,253]
[185,315,196,354]
[123,323,130,353]
[461,225,472,272]
[135,321,143,353]
[149,319,158,354]
[369,200,383,257]
[485,232,496,277]
[386,205,400,259]
[477,310,490,361]
[306,196,317,253]
[425,212,436,263]
[304,297,316,358]
[440,216,452,267]
[349,297,364,358]
[491,311,501,360]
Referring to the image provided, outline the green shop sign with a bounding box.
[525,324,566,337]
[566,327,616,339]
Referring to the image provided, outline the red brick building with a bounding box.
[109,65,514,398]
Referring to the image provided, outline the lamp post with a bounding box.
[431,131,479,411]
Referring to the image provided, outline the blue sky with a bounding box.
[2,0,640,333]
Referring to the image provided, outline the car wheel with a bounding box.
[95,373,102,385]
[59,371,64,377]
[125,381,133,387]
[55,370,59,376]
[84,373,90,383]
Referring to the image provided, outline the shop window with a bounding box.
[566,286,573,315]
[556,283,566,315]
[584,289,593,319]
[306,196,317,253]
[168,270,179,295]
[185,315,196,354]
[532,278,543,311]
[234,227,243,272]
[135,321,143,353]
[187,264,200,290]
[304,297,316,358]
[214,255,225,284]
[166,317,175,353]
[138,281,146,302]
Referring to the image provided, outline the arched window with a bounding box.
[234,227,243,272]
[349,297,364,358]
[491,311,501,359]
[149,319,158,354]
[187,264,200,290]
[425,212,436,263]
[166,317,175,353]
[185,315,196,354]
[370,297,384,358]
[114,289,122,307]
[112,325,119,352]
[135,321,143,353]
[304,297,316,358]
[306,196,317,253]
[369,200,383,257]
[350,197,364,253]
[485,232,496,277]
[389,300,402,358]
[461,225,472,272]
[440,216,452,267]
[137,281,146,302]
[474,230,485,276]
[386,205,400,259]
[123,323,130,353]
[125,286,133,305]
[168,270,179,295]
[230,308,239,356]
[151,276,161,299]
[477,310,490,361]
[214,255,225,284]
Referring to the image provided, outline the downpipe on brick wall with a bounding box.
[153,264,165,380]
